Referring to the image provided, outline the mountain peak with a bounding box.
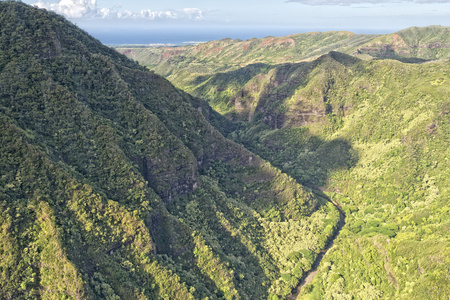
[319,51,361,66]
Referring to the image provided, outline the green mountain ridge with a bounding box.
[170,51,361,124]
[0,2,340,299]
[356,25,450,62]
[116,31,376,76]
[116,25,450,77]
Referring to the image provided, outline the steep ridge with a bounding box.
[169,51,361,124]
[0,2,340,299]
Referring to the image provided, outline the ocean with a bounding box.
[86,26,393,46]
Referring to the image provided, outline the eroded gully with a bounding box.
[287,191,346,300]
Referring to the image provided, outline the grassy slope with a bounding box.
[115,26,450,77]
[0,2,337,299]
[356,25,450,62]
[115,31,376,75]
[298,58,450,299]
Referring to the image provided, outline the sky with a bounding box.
[22,0,450,44]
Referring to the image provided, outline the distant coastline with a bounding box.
[110,41,207,48]
[87,27,394,46]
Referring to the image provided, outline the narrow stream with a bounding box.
[288,192,346,299]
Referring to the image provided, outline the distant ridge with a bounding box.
[116,25,450,76]
[354,25,450,62]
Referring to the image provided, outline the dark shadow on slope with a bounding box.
[387,57,431,64]
[187,52,361,125]
[229,124,359,189]
[238,52,360,127]
[148,208,228,299]
[373,55,431,64]
[357,47,431,63]
[151,186,272,300]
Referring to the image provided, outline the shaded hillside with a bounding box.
[0,2,341,299]
[170,51,361,124]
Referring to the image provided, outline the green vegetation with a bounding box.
[116,32,376,76]
[0,2,339,299]
[356,25,450,62]
[2,2,449,299]
[125,25,450,299]
[116,25,450,82]
[295,58,450,299]
[219,56,450,299]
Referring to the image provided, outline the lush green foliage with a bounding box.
[226,57,450,299]
[2,2,449,299]
[0,2,338,299]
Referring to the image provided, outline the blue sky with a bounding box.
[22,0,450,43]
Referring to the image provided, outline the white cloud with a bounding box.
[113,9,178,20]
[98,7,110,19]
[286,0,450,5]
[180,8,204,21]
[34,0,97,18]
[32,0,205,20]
